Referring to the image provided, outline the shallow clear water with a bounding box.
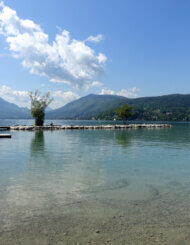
[1,120,190,244]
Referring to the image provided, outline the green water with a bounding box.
[0,123,190,244]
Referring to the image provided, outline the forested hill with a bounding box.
[1,93,190,121]
[0,97,30,119]
[46,94,128,119]
[46,93,190,121]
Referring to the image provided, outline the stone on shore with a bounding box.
[7,124,172,131]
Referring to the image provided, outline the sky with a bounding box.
[0,0,190,108]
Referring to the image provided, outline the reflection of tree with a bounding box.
[115,131,132,148]
[30,131,45,155]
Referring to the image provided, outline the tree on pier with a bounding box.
[29,90,53,126]
[115,104,133,124]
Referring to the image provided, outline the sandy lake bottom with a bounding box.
[0,122,190,244]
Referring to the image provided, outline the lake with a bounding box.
[0,120,190,244]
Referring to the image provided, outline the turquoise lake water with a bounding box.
[0,120,190,244]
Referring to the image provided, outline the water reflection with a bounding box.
[115,131,132,148]
[30,131,45,155]
[28,130,108,201]
[1,125,190,236]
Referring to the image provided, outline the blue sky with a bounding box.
[0,0,190,108]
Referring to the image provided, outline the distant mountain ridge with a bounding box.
[46,93,190,121]
[0,98,52,119]
[0,97,30,119]
[1,93,190,121]
[46,94,128,119]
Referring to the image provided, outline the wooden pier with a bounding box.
[0,134,11,138]
[0,126,10,131]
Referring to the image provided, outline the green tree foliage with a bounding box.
[29,90,53,126]
[45,94,190,121]
[115,104,133,123]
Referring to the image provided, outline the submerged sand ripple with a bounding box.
[1,185,190,245]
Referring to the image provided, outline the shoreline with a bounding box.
[0,124,172,131]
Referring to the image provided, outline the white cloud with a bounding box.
[117,87,140,98]
[86,34,103,43]
[52,90,80,108]
[0,1,4,8]
[0,85,29,107]
[0,3,106,88]
[0,85,80,109]
[91,81,103,87]
[99,88,115,95]
[84,80,103,90]
[99,87,140,98]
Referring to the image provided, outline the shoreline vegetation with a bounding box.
[2,93,190,122]
[1,124,172,131]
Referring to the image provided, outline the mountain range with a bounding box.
[1,93,190,121]
[0,97,30,119]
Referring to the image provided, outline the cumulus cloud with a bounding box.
[0,85,29,107]
[0,1,4,8]
[0,2,106,88]
[84,80,103,90]
[86,34,103,43]
[0,85,80,109]
[91,81,103,87]
[99,88,115,95]
[99,87,140,98]
[52,90,80,108]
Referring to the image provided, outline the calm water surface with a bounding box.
[0,120,190,244]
